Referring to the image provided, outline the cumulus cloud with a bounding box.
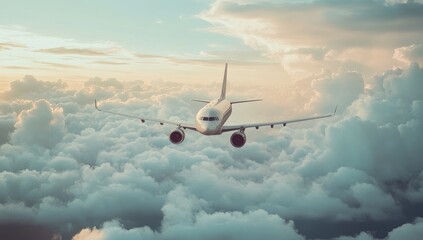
[71,228,103,240]
[393,44,423,64]
[387,218,423,240]
[0,114,14,145]
[0,75,68,100]
[1,62,423,239]
[76,206,304,240]
[200,0,423,77]
[307,71,364,111]
[11,99,65,148]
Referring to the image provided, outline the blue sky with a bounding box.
[0,0,218,54]
[1,0,279,85]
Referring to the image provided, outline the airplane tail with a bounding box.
[219,63,228,101]
[219,63,262,104]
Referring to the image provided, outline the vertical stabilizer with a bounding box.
[219,63,228,100]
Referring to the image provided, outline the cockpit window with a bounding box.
[200,116,219,121]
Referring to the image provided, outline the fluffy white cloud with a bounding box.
[0,62,422,239]
[77,207,304,240]
[387,218,423,240]
[307,71,364,111]
[11,99,65,148]
[0,114,14,145]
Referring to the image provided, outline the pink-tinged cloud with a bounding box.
[200,0,423,77]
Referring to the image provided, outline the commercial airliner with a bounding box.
[95,63,336,148]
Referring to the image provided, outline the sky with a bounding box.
[1,0,423,239]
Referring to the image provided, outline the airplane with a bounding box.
[95,63,337,148]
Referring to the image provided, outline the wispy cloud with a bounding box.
[37,47,112,56]
[93,60,128,65]
[3,66,32,70]
[36,61,78,69]
[0,42,26,50]
[134,52,272,67]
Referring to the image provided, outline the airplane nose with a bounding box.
[200,123,214,134]
[202,124,211,131]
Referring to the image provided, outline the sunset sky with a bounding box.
[1,1,423,240]
[1,0,421,85]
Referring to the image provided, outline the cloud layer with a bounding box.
[1,58,422,239]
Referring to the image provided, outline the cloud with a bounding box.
[0,42,26,50]
[134,52,269,67]
[307,71,364,111]
[37,47,112,56]
[76,204,304,240]
[334,232,374,240]
[71,228,103,240]
[393,44,423,64]
[84,77,124,90]
[0,114,14,145]
[9,100,65,150]
[335,217,423,240]
[36,61,78,69]
[0,75,68,100]
[0,62,423,239]
[199,0,423,76]
[3,66,33,70]
[387,218,423,240]
[93,61,128,65]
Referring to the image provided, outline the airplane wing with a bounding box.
[221,106,337,132]
[95,100,197,131]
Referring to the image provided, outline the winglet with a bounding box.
[95,99,101,111]
[333,105,338,115]
[219,63,228,101]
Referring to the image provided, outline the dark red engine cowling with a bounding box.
[230,131,246,148]
[169,128,185,144]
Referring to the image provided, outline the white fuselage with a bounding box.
[195,99,232,135]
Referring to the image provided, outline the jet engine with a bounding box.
[230,131,246,148]
[169,128,185,144]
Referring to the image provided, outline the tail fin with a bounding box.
[219,63,228,101]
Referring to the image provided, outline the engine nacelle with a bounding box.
[230,131,246,148]
[169,128,185,144]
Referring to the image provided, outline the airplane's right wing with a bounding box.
[95,100,197,131]
[222,106,337,132]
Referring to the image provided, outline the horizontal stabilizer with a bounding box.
[192,99,210,103]
[231,99,262,104]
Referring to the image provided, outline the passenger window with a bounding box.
[204,117,209,121]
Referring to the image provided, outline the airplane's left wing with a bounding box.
[95,100,197,131]
[222,107,337,132]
